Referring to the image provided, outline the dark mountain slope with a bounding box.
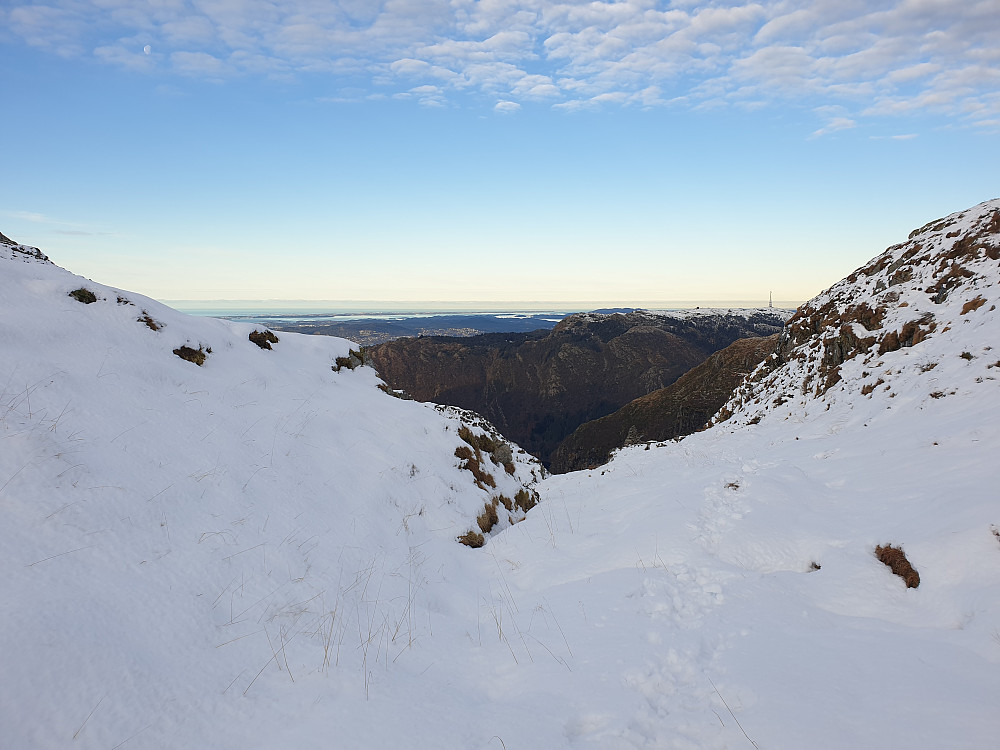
[368,310,787,465]
[551,334,780,472]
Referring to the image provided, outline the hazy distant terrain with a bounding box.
[215,311,608,345]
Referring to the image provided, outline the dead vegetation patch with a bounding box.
[878,316,936,355]
[333,348,366,371]
[454,445,496,489]
[477,499,500,533]
[961,295,987,315]
[457,531,485,548]
[68,288,97,304]
[249,329,279,350]
[173,345,209,366]
[875,544,920,588]
[459,424,518,475]
[138,312,161,331]
[861,378,885,396]
[514,488,538,513]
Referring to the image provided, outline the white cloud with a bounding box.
[4,0,999,127]
[494,99,521,114]
[810,116,856,138]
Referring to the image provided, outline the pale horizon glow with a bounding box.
[1,1,997,304]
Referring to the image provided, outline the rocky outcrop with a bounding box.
[550,334,779,473]
[368,310,786,466]
[717,199,1000,427]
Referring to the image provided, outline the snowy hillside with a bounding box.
[718,198,1000,428]
[3,200,1000,749]
[0,238,543,748]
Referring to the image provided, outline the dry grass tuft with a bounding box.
[454,443,497,489]
[477,500,500,533]
[514,488,538,513]
[459,425,498,454]
[875,544,920,588]
[333,348,366,371]
[961,295,986,315]
[173,345,208,366]
[249,329,279,350]
[69,288,97,304]
[457,531,485,548]
[138,312,161,331]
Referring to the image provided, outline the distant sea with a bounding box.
[164,300,798,319]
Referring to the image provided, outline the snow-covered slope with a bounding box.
[719,199,1000,425]
[3,199,999,749]
[0,238,543,748]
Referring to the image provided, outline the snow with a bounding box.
[2,201,1000,749]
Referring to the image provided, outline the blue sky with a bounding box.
[2,0,998,307]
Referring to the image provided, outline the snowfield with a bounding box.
[2,201,999,749]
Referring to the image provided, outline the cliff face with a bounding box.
[368,310,787,466]
[550,334,779,473]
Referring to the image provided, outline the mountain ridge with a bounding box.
[367,308,788,466]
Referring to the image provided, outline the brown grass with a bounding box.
[459,425,498,455]
[514,488,538,513]
[454,445,496,489]
[961,295,986,315]
[477,500,500,533]
[457,531,485,548]
[875,544,920,588]
[68,288,97,304]
[249,329,279,349]
[173,345,207,366]
[333,348,366,371]
[138,312,160,331]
